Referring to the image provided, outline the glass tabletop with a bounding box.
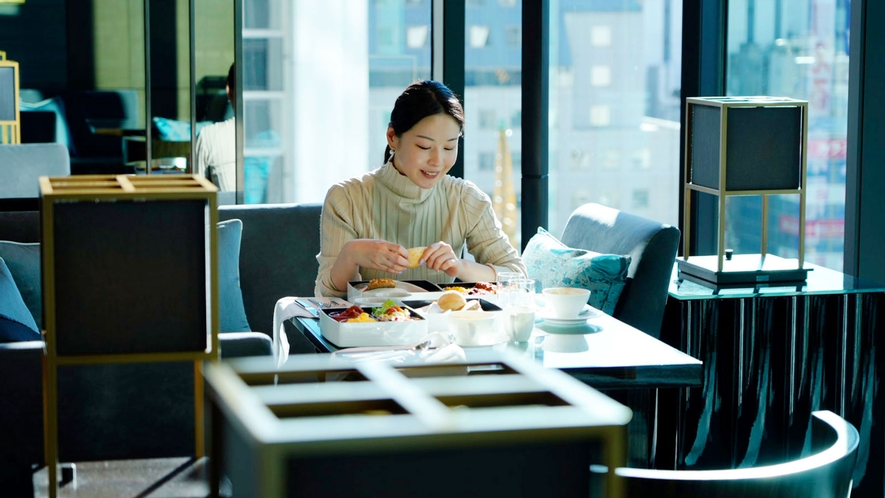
[668,261,885,300]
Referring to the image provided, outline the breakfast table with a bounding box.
[285,295,703,470]
[287,304,702,390]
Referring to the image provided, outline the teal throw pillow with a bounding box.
[0,219,250,334]
[0,241,41,329]
[522,227,631,315]
[0,258,41,342]
[217,219,251,332]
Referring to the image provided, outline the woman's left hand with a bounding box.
[420,241,461,277]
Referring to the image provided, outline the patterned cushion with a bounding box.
[0,258,41,342]
[522,227,631,315]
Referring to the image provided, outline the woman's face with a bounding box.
[387,113,461,189]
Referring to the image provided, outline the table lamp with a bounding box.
[679,96,810,286]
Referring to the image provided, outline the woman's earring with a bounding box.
[389,148,396,162]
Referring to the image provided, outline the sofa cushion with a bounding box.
[218,219,251,332]
[523,227,631,315]
[0,241,41,329]
[0,258,41,342]
[0,220,250,333]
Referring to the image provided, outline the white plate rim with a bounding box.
[536,304,601,322]
[357,281,429,295]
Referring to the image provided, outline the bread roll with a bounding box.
[437,290,467,311]
[407,247,426,269]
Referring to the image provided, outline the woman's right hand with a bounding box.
[342,239,410,275]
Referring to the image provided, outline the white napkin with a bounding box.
[271,297,300,367]
[272,297,353,368]
[332,332,467,365]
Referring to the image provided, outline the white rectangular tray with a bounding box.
[319,306,429,348]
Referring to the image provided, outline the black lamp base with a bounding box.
[677,254,811,286]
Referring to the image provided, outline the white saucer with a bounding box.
[536,320,603,335]
[536,304,601,324]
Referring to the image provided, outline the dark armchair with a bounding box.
[560,203,680,338]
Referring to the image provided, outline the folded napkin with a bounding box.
[272,296,353,368]
[332,332,467,365]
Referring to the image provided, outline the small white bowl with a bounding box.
[542,287,590,319]
[447,310,501,347]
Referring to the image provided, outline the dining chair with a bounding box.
[591,410,859,498]
[560,202,680,339]
[0,59,20,144]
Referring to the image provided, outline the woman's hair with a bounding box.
[385,80,465,163]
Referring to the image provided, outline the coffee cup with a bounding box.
[542,287,590,319]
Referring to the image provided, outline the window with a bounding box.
[241,0,431,205]
[725,1,849,269]
[465,2,522,247]
[549,1,682,235]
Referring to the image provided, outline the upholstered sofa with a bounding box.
[0,202,323,492]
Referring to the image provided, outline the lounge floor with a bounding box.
[32,457,222,498]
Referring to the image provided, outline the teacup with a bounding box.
[507,306,535,342]
[542,287,590,319]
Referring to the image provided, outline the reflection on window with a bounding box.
[726,1,849,270]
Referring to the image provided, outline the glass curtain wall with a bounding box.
[547,0,683,237]
[240,0,431,204]
[725,0,849,270]
[464,0,522,249]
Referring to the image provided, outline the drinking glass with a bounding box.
[496,271,524,309]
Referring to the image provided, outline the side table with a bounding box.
[663,262,885,498]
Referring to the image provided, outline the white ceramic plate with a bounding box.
[536,304,601,324]
[358,281,429,297]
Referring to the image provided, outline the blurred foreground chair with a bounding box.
[560,203,680,338]
[592,410,859,498]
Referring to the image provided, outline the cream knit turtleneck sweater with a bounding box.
[315,162,526,297]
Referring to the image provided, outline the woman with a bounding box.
[315,80,526,297]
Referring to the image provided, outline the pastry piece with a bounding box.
[407,247,426,269]
[367,278,396,290]
[437,290,468,311]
